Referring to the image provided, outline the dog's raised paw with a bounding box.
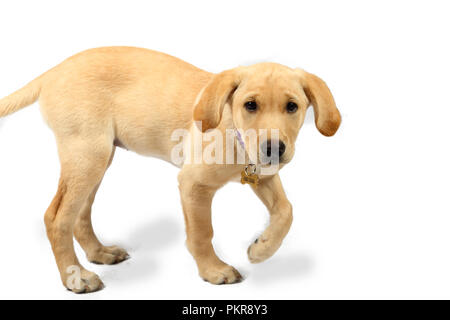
[247,236,281,263]
[200,264,243,285]
[87,245,129,265]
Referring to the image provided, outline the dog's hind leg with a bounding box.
[73,147,129,265]
[44,136,114,293]
[247,174,293,263]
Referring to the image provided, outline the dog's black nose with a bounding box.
[261,140,286,158]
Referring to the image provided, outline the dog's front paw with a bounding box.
[87,245,130,265]
[200,263,243,285]
[247,236,282,263]
[66,269,104,294]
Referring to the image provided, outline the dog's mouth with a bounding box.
[256,157,287,176]
[258,154,288,168]
[259,149,294,168]
[259,150,289,166]
[260,157,283,165]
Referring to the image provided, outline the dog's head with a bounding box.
[193,63,341,167]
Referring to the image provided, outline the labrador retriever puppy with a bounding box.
[0,47,340,293]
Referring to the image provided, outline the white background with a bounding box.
[0,0,449,299]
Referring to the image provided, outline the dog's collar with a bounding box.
[235,128,246,151]
[234,128,248,158]
[234,128,259,187]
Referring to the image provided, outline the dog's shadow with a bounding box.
[100,216,313,288]
[248,252,314,285]
[128,215,181,252]
[100,215,182,285]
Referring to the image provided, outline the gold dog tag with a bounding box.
[241,165,259,187]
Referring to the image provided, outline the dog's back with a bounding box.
[0,47,212,159]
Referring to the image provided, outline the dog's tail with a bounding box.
[0,74,45,118]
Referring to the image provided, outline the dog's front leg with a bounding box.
[248,173,293,263]
[178,169,242,284]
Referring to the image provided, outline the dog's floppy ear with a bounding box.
[297,69,341,136]
[193,69,241,132]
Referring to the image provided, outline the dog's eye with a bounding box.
[286,101,298,113]
[244,101,258,112]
